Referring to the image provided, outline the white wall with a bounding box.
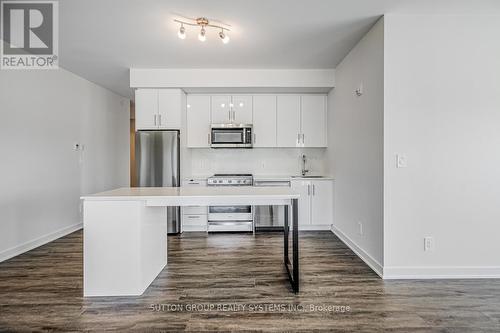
[383,15,500,277]
[188,148,328,178]
[0,69,129,262]
[328,18,384,274]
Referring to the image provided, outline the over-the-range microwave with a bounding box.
[210,124,253,148]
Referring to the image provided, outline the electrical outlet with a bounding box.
[358,222,363,235]
[424,237,434,251]
[355,83,363,97]
[396,154,407,168]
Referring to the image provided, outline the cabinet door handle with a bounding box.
[158,114,161,126]
[312,184,315,196]
[187,216,200,219]
[302,134,305,145]
[228,110,231,121]
[207,133,211,145]
[154,114,157,126]
[307,184,311,196]
[253,133,256,144]
[297,133,301,145]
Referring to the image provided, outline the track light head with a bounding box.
[219,30,230,44]
[178,24,186,39]
[198,26,206,42]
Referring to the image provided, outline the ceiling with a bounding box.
[59,0,500,98]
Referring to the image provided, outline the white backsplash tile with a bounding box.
[189,148,328,177]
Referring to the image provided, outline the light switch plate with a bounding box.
[396,154,407,168]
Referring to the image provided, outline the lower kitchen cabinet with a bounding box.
[291,179,334,229]
[181,179,208,232]
[182,211,208,232]
[291,179,311,226]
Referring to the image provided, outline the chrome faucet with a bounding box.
[301,154,309,177]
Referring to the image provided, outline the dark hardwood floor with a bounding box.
[1,230,499,332]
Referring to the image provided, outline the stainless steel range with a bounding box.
[207,174,254,232]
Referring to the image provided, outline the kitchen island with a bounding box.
[81,187,299,296]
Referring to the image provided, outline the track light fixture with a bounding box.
[174,17,231,44]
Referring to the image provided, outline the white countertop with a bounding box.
[186,175,335,181]
[81,186,300,202]
[254,175,335,181]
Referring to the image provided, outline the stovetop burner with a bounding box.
[208,173,253,186]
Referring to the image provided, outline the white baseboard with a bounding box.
[300,224,332,231]
[330,225,383,277]
[0,222,83,263]
[383,266,500,279]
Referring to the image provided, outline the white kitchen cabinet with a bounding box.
[310,179,334,225]
[135,89,182,130]
[291,179,333,227]
[211,95,252,124]
[181,179,208,232]
[211,95,231,124]
[158,89,182,129]
[291,179,311,226]
[187,95,211,148]
[135,89,157,130]
[182,214,208,232]
[301,95,327,147]
[232,95,253,124]
[253,95,277,147]
[276,95,301,147]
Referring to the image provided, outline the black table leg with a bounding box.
[284,199,299,293]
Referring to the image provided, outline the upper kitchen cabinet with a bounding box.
[276,95,301,147]
[158,89,182,129]
[232,95,253,124]
[211,95,253,124]
[211,95,231,124]
[253,95,277,147]
[187,95,211,148]
[135,89,157,130]
[300,95,327,147]
[135,88,182,130]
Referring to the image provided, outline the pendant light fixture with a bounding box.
[174,17,231,44]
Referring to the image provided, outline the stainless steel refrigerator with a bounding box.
[135,130,180,234]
